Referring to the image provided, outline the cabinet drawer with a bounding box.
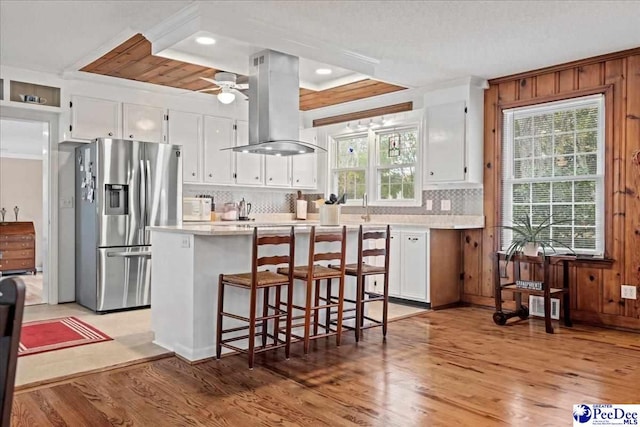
[0,259,34,271]
[0,249,34,260]
[0,240,35,250]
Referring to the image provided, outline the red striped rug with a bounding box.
[19,316,112,357]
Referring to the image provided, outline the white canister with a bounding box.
[296,200,308,220]
[320,205,341,225]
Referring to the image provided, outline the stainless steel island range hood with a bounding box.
[225,49,325,156]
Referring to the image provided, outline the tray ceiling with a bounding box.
[80,34,406,111]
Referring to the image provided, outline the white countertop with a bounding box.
[150,214,484,235]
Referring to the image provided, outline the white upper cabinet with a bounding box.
[422,82,485,188]
[265,155,290,186]
[425,101,466,183]
[203,115,234,185]
[168,110,201,183]
[122,103,165,143]
[70,95,120,140]
[234,120,263,185]
[292,128,317,189]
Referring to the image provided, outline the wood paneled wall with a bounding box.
[462,47,640,330]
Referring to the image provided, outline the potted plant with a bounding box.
[500,213,575,262]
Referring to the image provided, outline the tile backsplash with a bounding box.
[184,185,483,216]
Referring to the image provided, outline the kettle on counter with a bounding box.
[238,198,252,220]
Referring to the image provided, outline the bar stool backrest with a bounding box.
[309,226,347,274]
[358,225,391,272]
[252,226,296,287]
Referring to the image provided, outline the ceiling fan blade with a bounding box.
[236,75,249,85]
[231,88,248,100]
[234,83,249,90]
[199,77,222,85]
[195,87,221,93]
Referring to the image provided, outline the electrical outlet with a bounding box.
[181,236,191,249]
[426,200,433,211]
[60,197,74,209]
[621,285,637,300]
[441,200,451,211]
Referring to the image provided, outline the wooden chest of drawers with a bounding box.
[0,222,36,274]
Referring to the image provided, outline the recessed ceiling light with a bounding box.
[242,150,249,153]
[298,150,306,154]
[315,68,332,75]
[275,153,282,157]
[265,146,273,151]
[195,36,216,45]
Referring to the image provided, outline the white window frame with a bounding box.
[501,94,605,255]
[328,115,423,207]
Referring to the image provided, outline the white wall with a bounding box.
[0,157,43,268]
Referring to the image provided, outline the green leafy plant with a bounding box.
[500,213,575,262]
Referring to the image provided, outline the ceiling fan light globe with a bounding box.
[217,91,236,104]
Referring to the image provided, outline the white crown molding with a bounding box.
[63,27,138,75]
[300,75,368,92]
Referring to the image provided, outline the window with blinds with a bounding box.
[501,94,605,254]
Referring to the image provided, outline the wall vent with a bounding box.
[529,295,559,320]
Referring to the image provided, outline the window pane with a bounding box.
[552,226,573,248]
[378,129,417,166]
[336,135,368,168]
[513,183,530,203]
[574,227,596,250]
[575,154,597,175]
[515,138,533,158]
[534,136,552,157]
[575,204,596,226]
[553,110,575,133]
[514,117,533,137]
[514,159,533,178]
[553,155,574,177]
[335,170,365,200]
[552,181,572,202]
[576,107,598,130]
[576,131,597,153]
[575,180,596,202]
[534,114,553,135]
[378,167,415,200]
[554,134,575,156]
[534,157,553,177]
[513,204,530,220]
[553,204,573,223]
[532,205,550,225]
[532,182,550,203]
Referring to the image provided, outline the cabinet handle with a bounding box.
[209,173,213,178]
[129,134,134,138]
[255,176,259,180]
[192,173,196,177]
[296,179,300,183]
[408,237,419,241]
[108,132,113,136]
[269,177,273,181]
[430,172,434,176]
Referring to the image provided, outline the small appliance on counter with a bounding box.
[295,191,307,220]
[238,198,252,220]
[183,197,212,221]
[221,202,239,221]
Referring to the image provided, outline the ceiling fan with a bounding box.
[195,72,249,104]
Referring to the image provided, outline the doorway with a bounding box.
[0,117,51,305]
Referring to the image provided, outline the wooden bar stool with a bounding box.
[330,225,391,341]
[278,226,347,354]
[216,226,295,369]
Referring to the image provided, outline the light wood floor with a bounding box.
[12,307,640,426]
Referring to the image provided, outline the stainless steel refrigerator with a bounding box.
[75,138,182,312]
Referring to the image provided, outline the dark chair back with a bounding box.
[0,277,26,427]
[252,226,296,287]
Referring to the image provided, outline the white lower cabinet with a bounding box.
[265,155,290,186]
[387,231,429,303]
[384,228,462,307]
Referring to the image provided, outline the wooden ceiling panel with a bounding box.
[81,34,407,110]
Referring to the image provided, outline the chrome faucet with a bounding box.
[361,192,371,222]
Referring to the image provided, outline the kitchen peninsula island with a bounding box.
[149,222,368,362]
